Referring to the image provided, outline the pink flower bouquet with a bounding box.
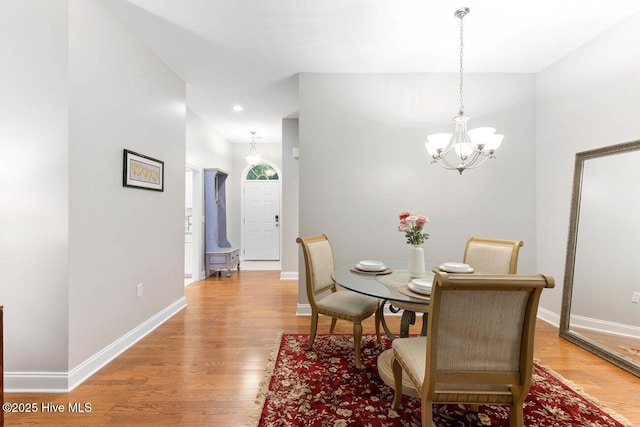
[398,212,430,245]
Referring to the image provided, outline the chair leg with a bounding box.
[374,305,382,344]
[308,311,319,350]
[329,317,337,333]
[353,322,363,369]
[509,403,524,427]
[391,355,403,410]
[422,398,434,427]
[510,390,525,427]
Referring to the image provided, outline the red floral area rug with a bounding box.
[248,333,635,427]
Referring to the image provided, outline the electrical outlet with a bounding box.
[632,291,640,303]
[136,283,143,298]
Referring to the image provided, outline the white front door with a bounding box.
[244,181,280,260]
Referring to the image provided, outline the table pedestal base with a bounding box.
[377,349,420,398]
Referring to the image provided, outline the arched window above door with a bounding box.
[246,164,279,180]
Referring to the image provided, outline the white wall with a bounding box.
[281,118,300,278]
[0,0,187,391]
[298,73,537,305]
[186,109,233,172]
[67,0,186,369]
[0,0,70,373]
[536,11,640,317]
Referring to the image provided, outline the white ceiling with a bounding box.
[103,0,640,144]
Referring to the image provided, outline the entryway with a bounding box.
[241,162,282,261]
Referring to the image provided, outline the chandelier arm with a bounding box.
[462,150,483,168]
[433,152,463,170]
[441,149,489,174]
[459,153,493,170]
[445,150,499,173]
[432,156,461,171]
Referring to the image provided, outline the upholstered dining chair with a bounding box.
[463,236,523,274]
[391,236,523,337]
[296,234,381,369]
[390,272,555,427]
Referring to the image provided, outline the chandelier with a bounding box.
[244,131,262,165]
[425,7,503,175]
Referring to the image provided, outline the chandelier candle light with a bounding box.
[425,7,504,175]
[398,212,430,278]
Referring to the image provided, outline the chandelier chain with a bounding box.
[425,7,502,175]
[459,11,464,115]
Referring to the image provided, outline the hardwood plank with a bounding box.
[4,271,640,426]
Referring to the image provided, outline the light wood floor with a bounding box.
[572,325,640,365]
[4,271,640,426]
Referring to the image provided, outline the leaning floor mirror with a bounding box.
[560,139,640,377]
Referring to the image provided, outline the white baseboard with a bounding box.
[535,307,640,339]
[537,307,560,328]
[569,313,640,339]
[280,271,298,281]
[296,303,311,316]
[2,372,70,393]
[5,297,187,393]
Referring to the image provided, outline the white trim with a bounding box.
[280,271,298,280]
[296,303,312,316]
[537,307,560,327]
[569,313,640,339]
[536,307,640,339]
[5,297,187,393]
[2,372,69,393]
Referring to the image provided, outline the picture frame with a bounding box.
[123,149,164,192]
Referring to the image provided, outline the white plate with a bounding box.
[359,260,385,268]
[442,262,471,269]
[408,282,432,295]
[356,262,387,272]
[438,263,474,273]
[411,278,433,290]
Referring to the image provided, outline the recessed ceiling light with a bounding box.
[233,105,244,112]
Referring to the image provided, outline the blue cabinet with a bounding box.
[204,169,239,276]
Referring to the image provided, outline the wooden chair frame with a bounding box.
[391,272,554,427]
[297,234,381,368]
[463,236,524,274]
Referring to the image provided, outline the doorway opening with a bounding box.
[185,166,202,285]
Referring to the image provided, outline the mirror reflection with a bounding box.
[561,139,640,377]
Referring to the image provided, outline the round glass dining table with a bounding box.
[331,262,435,340]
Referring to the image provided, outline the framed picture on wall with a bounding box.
[123,149,164,192]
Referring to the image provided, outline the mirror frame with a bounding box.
[560,139,640,377]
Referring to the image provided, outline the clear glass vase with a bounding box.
[408,245,425,278]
